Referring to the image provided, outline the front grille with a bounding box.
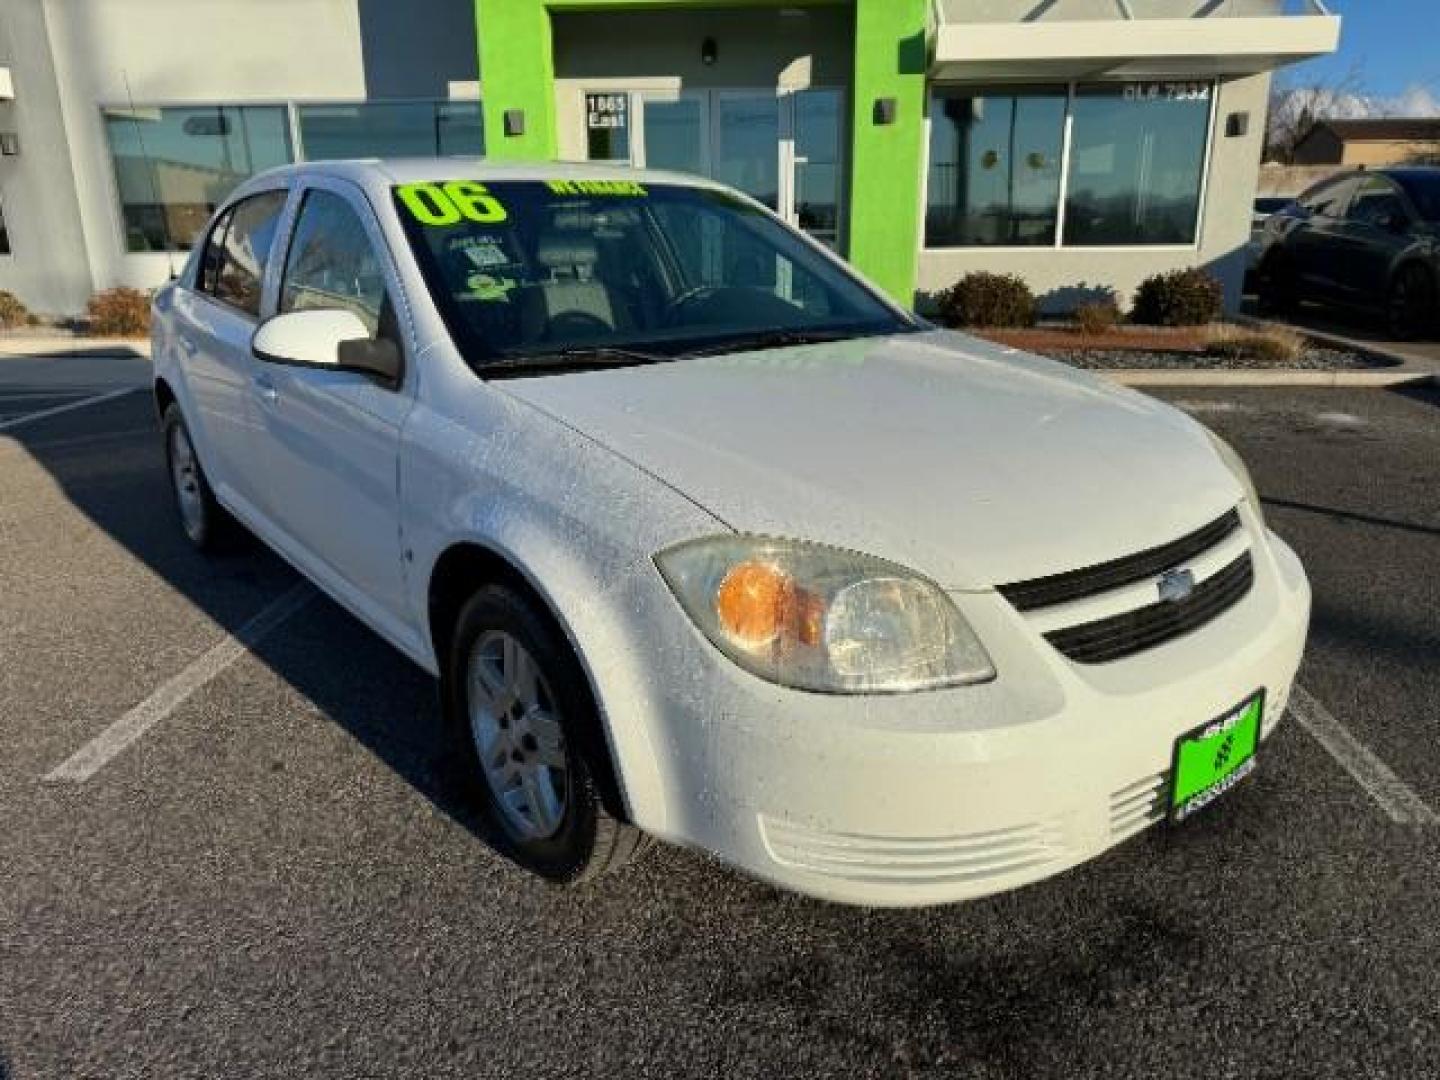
[1045,553,1254,664]
[998,509,1242,612]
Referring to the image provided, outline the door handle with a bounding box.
[253,374,279,405]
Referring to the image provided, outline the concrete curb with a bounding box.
[1099,368,1436,388]
[0,336,150,360]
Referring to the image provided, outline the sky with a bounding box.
[1286,0,1440,111]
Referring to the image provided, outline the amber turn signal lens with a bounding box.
[716,561,826,648]
[716,561,789,645]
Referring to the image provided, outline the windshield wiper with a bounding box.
[480,345,669,377]
[680,327,869,358]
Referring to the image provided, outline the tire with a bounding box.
[1256,251,1298,316]
[442,583,650,884]
[1385,264,1437,341]
[162,403,240,553]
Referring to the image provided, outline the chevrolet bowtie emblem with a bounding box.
[1157,568,1196,604]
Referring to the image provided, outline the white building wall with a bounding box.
[35,0,477,307]
[0,0,93,316]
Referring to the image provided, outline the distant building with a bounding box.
[1292,118,1440,167]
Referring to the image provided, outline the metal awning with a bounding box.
[931,1,1341,81]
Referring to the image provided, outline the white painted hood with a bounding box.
[499,330,1242,589]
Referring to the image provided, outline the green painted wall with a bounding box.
[475,0,557,159]
[847,0,928,304]
[475,0,927,304]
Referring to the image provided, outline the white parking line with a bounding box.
[0,388,140,433]
[1290,684,1440,826]
[43,583,315,784]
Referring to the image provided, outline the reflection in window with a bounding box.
[1063,85,1210,246]
[213,190,288,317]
[281,190,387,335]
[926,88,1066,247]
[297,101,484,161]
[104,106,293,252]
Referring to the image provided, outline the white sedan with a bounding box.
[151,160,1310,907]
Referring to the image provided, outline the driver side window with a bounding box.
[280,189,388,336]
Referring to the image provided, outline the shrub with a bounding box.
[86,287,151,337]
[936,272,1037,329]
[0,289,31,330]
[1131,268,1224,327]
[1203,324,1305,366]
[1074,300,1122,336]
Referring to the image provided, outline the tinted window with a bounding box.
[296,102,483,160]
[1299,177,1355,219]
[1063,84,1211,246]
[926,88,1067,247]
[394,180,909,367]
[198,206,234,295]
[280,190,387,336]
[1347,176,1410,229]
[1391,172,1440,222]
[211,191,288,317]
[103,105,293,252]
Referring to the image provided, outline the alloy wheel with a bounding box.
[466,630,570,841]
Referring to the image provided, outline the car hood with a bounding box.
[498,330,1241,589]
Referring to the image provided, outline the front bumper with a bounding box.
[593,523,1311,908]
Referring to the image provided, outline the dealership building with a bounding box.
[0,0,1339,317]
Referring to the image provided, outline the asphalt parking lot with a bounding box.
[2,358,1438,1078]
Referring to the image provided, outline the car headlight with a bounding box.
[654,536,995,694]
[1204,430,1265,529]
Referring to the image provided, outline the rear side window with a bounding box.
[1346,176,1410,228]
[206,190,288,317]
[1299,177,1355,220]
[279,189,388,336]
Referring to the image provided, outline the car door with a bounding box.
[1289,176,1358,301]
[170,189,289,511]
[251,178,416,637]
[1339,175,1417,303]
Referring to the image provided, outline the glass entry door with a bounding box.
[597,88,844,249]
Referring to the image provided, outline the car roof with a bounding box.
[243,157,727,199]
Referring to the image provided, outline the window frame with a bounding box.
[922,79,1219,254]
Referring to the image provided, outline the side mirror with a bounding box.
[252,309,401,384]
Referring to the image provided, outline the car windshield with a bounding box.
[1391,172,1440,222]
[392,179,916,373]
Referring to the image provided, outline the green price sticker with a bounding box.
[397,181,508,226]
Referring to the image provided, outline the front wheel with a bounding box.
[443,583,650,883]
[1386,264,1437,341]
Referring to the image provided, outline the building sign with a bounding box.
[1122,82,1212,103]
[586,93,628,131]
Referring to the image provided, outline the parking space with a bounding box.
[2,367,1438,1078]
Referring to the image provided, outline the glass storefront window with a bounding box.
[297,101,483,160]
[926,81,1214,249]
[1063,83,1211,246]
[926,88,1067,248]
[104,105,293,252]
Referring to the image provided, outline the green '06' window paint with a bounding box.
[396,181,508,226]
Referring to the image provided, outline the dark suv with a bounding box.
[1255,167,1440,339]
